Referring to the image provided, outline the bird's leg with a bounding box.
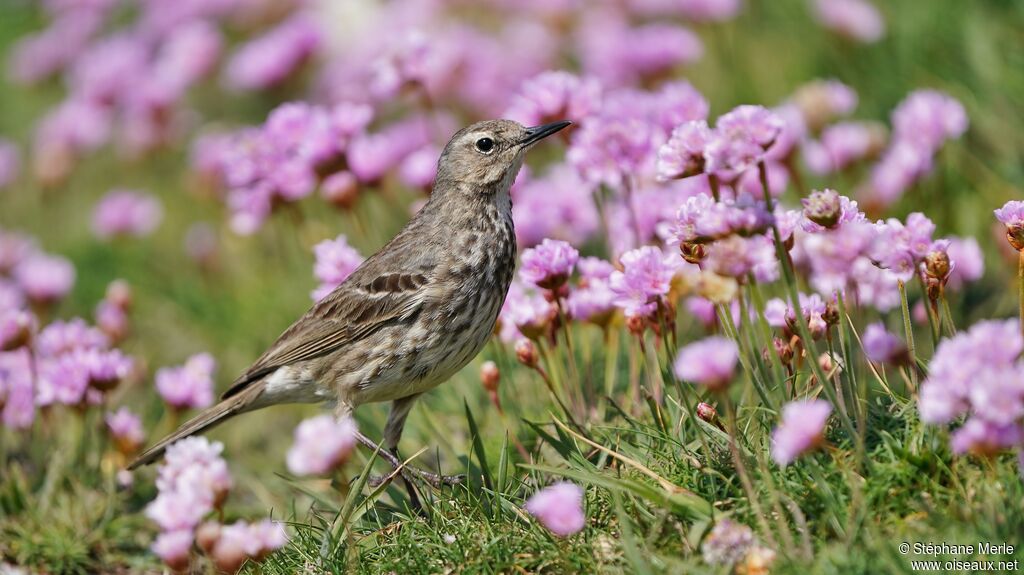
[354,431,463,488]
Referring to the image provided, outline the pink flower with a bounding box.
[286,415,358,476]
[311,235,364,302]
[861,323,905,364]
[504,71,602,126]
[771,399,832,466]
[512,166,599,247]
[211,520,288,571]
[225,15,321,91]
[813,0,885,43]
[13,253,75,304]
[0,309,35,351]
[156,353,216,410]
[520,239,579,290]
[92,189,163,239]
[701,519,755,566]
[524,482,585,537]
[609,246,677,319]
[704,105,785,179]
[995,200,1024,251]
[148,437,232,533]
[498,282,556,341]
[657,121,712,180]
[945,236,984,289]
[950,419,1023,457]
[151,529,193,571]
[674,336,740,391]
[0,350,35,429]
[106,407,145,453]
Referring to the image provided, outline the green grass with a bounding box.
[2,0,1024,573]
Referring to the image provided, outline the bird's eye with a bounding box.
[475,137,495,154]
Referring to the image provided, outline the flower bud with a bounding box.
[196,521,221,555]
[105,279,133,310]
[321,171,360,209]
[802,189,842,229]
[480,361,500,393]
[212,537,247,574]
[924,249,951,281]
[1007,226,1024,252]
[770,337,794,364]
[696,402,722,429]
[680,242,705,264]
[626,314,646,335]
[515,339,538,368]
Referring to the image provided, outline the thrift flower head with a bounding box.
[106,406,144,453]
[994,200,1024,251]
[704,105,784,179]
[945,236,984,290]
[155,353,216,410]
[211,520,288,572]
[312,234,364,301]
[286,415,358,476]
[151,529,193,571]
[13,253,75,305]
[674,336,739,392]
[0,309,35,351]
[701,519,755,566]
[524,482,585,537]
[92,189,163,239]
[499,282,556,341]
[566,257,617,324]
[609,246,677,319]
[225,15,321,91]
[147,437,232,534]
[791,79,858,131]
[861,323,906,364]
[519,239,579,289]
[504,71,601,126]
[771,399,832,466]
[657,120,712,180]
[813,0,885,43]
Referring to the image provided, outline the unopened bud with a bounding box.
[771,337,794,364]
[321,171,360,209]
[822,301,840,327]
[105,279,133,310]
[196,521,221,555]
[696,402,716,423]
[514,339,538,368]
[626,314,646,335]
[212,536,248,574]
[924,249,951,281]
[802,189,842,229]
[0,310,35,351]
[680,242,706,264]
[1006,225,1024,252]
[480,361,500,393]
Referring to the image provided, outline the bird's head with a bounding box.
[435,119,571,194]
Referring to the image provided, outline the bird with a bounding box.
[129,119,571,491]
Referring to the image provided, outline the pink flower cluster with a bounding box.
[196,519,289,573]
[146,438,233,553]
[311,234,365,302]
[92,189,164,240]
[285,414,359,476]
[155,353,216,411]
[771,399,832,466]
[524,482,586,537]
[919,319,1024,458]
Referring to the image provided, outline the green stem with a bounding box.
[898,280,918,393]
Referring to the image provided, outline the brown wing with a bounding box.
[221,271,436,399]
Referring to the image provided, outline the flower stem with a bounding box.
[898,280,918,393]
[1018,250,1024,339]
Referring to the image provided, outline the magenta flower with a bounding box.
[566,257,617,324]
[399,145,440,190]
[0,309,35,351]
[674,336,740,391]
[520,239,580,290]
[869,212,936,281]
[225,15,321,91]
[106,406,145,453]
[800,189,864,232]
[704,105,785,180]
[609,246,677,319]
[92,189,163,239]
[813,0,885,43]
[286,415,358,476]
[671,194,773,245]
[504,71,602,126]
[580,17,702,86]
[771,399,832,466]
[153,436,233,516]
[803,122,885,174]
[995,200,1024,251]
[0,350,35,429]
[498,282,556,342]
[311,234,365,302]
[512,166,600,247]
[155,353,216,410]
[13,253,75,305]
[151,529,193,571]
[524,482,585,537]
[950,419,1023,457]
[211,520,288,572]
[945,236,984,289]
[919,319,1023,427]
[861,323,905,364]
[657,121,712,180]
[36,317,108,356]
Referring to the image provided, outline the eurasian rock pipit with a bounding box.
[131,120,571,493]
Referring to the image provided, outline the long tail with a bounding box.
[128,381,266,470]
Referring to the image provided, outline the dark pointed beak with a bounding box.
[520,120,572,147]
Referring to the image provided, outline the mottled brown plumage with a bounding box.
[130,119,570,471]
